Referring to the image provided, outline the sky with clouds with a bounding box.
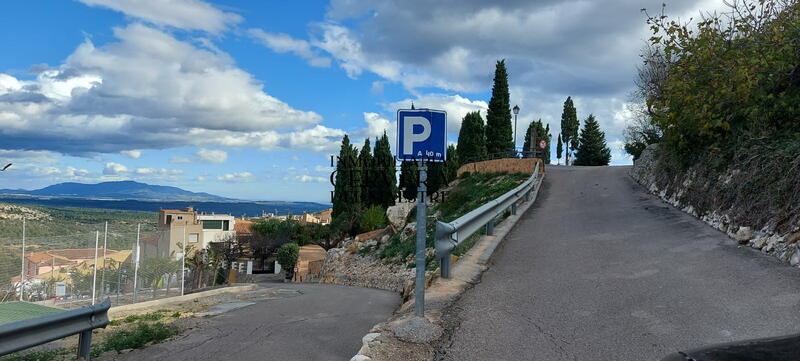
[0,0,721,202]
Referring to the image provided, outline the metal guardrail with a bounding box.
[435,162,541,278]
[0,298,111,360]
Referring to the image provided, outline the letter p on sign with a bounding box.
[396,109,446,162]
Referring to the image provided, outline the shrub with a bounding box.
[99,322,178,354]
[276,243,300,278]
[359,205,388,233]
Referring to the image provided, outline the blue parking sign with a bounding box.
[396,109,447,162]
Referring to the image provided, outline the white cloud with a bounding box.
[0,23,326,155]
[135,167,183,175]
[120,150,141,158]
[77,0,242,34]
[249,28,331,67]
[217,172,253,182]
[103,162,129,175]
[196,149,228,163]
[169,157,192,164]
[294,175,327,183]
[65,166,90,178]
[387,94,487,136]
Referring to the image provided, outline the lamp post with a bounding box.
[512,105,520,154]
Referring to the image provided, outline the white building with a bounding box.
[197,213,236,248]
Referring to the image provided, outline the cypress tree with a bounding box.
[332,135,361,218]
[426,162,446,195]
[556,134,563,165]
[543,123,552,164]
[358,138,373,207]
[456,111,487,163]
[370,132,396,209]
[560,97,579,165]
[399,161,418,201]
[523,120,552,164]
[485,60,513,155]
[444,144,459,183]
[574,114,612,166]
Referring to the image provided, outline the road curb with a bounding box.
[349,172,545,361]
[108,284,260,318]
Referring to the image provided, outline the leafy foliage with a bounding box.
[370,132,397,209]
[560,97,580,164]
[523,119,552,163]
[332,135,361,218]
[456,111,487,162]
[574,115,612,166]
[641,0,800,166]
[358,205,388,233]
[399,161,418,201]
[276,242,299,276]
[485,60,513,154]
[556,134,564,164]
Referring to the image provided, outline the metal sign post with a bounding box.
[397,108,446,317]
[415,161,427,317]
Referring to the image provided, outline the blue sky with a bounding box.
[0,0,715,202]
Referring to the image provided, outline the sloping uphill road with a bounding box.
[439,165,800,361]
[100,283,398,361]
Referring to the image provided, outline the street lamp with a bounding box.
[512,105,520,153]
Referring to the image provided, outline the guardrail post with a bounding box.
[77,330,92,360]
[486,220,494,236]
[511,203,517,215]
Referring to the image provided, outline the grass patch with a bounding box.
[123,311,165,323]
[435,172,528,222]
[92,322,179,356]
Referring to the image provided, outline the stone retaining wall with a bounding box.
[631,144,800,266]
[456,158,543,177]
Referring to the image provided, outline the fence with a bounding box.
[0,219,239,310]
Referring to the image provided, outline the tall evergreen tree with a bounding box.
[556,134,563,165]
[485,60,513,154]
[560,97,579,165]
[574,114,612,166]
[358,138,373,208]
[444,144,459,183]
[399,161,418,201]
[426,162,446,195]
[456,111,487,163]
[332,135,361,218]
[370,132,396,209]
[523,120,552,164]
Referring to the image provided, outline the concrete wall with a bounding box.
[456,158,544,177]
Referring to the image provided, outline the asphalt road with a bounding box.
[103,283,399,361]
[439,165,800,361]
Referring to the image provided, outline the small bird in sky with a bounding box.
[1,163,11,171]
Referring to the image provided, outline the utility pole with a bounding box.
[91,231,99,305]
[100,222,108,297]
[19,218,25,301]
[133,224,140,303]
[181,225,186,296]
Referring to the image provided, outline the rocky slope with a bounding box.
[631,144,800,265]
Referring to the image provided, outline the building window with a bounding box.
[177,216,183,220]
[223,220,229,231]
[189,233,199,243]
[202,220,223,229]
[166,215,172,224]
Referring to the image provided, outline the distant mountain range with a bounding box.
[0,181,330,216]
[0,180,235,202]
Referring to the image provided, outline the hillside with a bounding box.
[0,181,230,202]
